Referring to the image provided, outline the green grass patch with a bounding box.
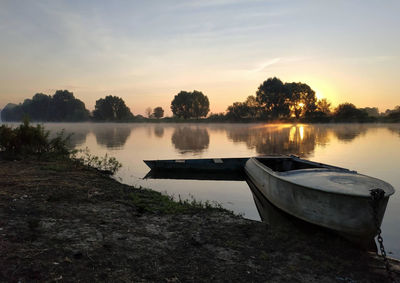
[128,188,228,214]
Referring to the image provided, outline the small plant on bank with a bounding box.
[128,189,231,215]
[72,147,122,175]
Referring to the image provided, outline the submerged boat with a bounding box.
[244,156,395,241]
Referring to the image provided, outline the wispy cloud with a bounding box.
[250,58,281,72]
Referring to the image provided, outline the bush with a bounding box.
[0,119,71,159]
[0,120,122,175]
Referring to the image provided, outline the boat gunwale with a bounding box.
[248,157,395,197]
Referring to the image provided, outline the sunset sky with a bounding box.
[0,0,399,115]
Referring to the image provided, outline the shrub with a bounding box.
[0,120,122,175]
[0,119,71,159]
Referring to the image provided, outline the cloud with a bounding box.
[250,58,281,72]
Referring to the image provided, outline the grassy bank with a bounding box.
[1,158,399,282]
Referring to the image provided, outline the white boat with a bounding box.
[244,155,395,241]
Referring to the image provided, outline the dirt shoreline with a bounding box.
[0,159,399,282]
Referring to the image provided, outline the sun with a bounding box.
[315,91,324,100]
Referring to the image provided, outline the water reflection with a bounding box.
[225,124,376,156]
[92,124,132,149]
[387,124,400,137]
[44,123,90,148]
[331,124,368,142]
[226,125,327,157]
[69,129,89,147]
[154,125,164,138]
[171,126,210,154]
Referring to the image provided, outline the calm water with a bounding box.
[9,122,400,257]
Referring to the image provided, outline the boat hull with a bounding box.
[144,158,248,172]
[245,157,390,239]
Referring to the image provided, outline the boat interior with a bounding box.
[256,157,326,172]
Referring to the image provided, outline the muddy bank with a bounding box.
[0,159,399,282]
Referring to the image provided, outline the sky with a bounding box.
[0,0,399,115]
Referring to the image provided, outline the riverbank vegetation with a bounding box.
[0,120,121,174]
[1,77,399,123]
[0,119,71,159]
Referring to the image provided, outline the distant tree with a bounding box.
[171,90,209,119]
[207,112,227,122]
[1,90,89,122]
[316,98,331,115]
[333,103,369,122]
[256,77,290,119]
[226,102,248,120]
[145,107,153,118]
[301,98,333,122]
[48,90,89,121]
[93,95,133,121]
[1,103,23,121]
[29,93,52,121]
[359,107,379,117]
[285,82,317,119]
[226,96,261,120]
[384,106,400,116]
[153,107,164,119]
[384,106,400,122]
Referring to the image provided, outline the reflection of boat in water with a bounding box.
[244,156,395,243]
[144,155,395,244]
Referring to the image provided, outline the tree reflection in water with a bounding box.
[330,124,368,142]
[225,124,375,156]
[226,124,328,157]
[171,126,210,154]
[45,123,90,148]
[93,124,132,149]
[387,124,400,137]
[154,125,164,138]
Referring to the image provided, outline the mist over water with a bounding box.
[7,122,400,258]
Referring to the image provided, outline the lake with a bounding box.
[11,122,400,258]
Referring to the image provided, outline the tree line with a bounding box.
[1,78,399,123]
[220,77,399,123]
[1,91,135,122]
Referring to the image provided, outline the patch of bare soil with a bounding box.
[0,159,398,282]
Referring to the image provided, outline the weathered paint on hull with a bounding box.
[245,158,390,239]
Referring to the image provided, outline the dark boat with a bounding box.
[143,157,249,172]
